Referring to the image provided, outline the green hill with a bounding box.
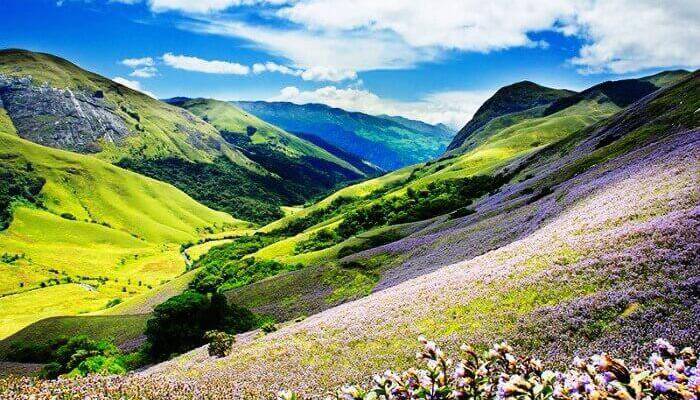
[236,101,455,170]
[165,98,370,198]
[446,81,575,151]
[195,74,695,324]
[0,131,245,338]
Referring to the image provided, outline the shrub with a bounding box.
[204,330,236,357]
[261,322,277,334]
[278,338,699,400]
[60,212,76,220]
[293,228,342,254]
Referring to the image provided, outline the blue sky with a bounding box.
[3,0,698,129]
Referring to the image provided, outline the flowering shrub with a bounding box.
[205,330,236,357]
[278,337,699,400]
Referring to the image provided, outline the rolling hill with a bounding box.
[236,100,455,170]
[194,73,697,329]
[164,98,374,198]
[0,130,247,338]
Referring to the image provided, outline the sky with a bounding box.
[2,0,699,129]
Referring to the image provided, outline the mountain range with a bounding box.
[0,48,697,398]
[236,100,455,170]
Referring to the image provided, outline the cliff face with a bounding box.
[0,75,130,153]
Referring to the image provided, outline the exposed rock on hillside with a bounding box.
[0,75,130,152]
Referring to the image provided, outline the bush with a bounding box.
[260,322,277,334]
[145,292,254,360]
[4,338,68,363]
[204,330,236,357]
[293,228,342,254]
[60,212,76,220]
[36,335,122,378]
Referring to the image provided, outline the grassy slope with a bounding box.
[0,132,245,338]
[0,49,257,170]
[143,74,699,397]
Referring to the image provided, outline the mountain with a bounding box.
[235,101,455,170]
[447,73,689,154]
[164,98,373,197]
[0,50,367,224]
[446,81,575,151]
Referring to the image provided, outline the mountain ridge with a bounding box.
[236,100,455,170]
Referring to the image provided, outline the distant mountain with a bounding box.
[446,81,574,151]
[165,97,373,196]
[235,101,455,170]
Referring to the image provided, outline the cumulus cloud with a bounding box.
[565,0,700,73]
[272,85,493,129]
[112,77,157,98]
[121,57,154,68]
[121,57,158,78]
[162,53,250,75]
[251,62,356,82]
[178,0,699,74]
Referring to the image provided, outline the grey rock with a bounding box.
[0,74,131,153]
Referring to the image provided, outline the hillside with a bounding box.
[10,71,697,398]
[446,81,575,151]
[236,101,455,170]
[0,131,247,338]
[164,98,371,197]
[0,50,367,223]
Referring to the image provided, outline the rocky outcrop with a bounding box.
[0,75,131,152]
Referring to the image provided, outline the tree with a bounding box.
[145,291,254,360]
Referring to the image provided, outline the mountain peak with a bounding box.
[446,81,574,151]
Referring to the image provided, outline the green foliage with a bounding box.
[3,337,68,363]
[204,330,236,357]
[117,157,290,224]
[337,174,509,240]
[271,196,357,237]
[33,335,124,378]
[145,292,254,360]
[260,322,277,333]
[294,229,342,255]
[0,161,45,230]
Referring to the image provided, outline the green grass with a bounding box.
[0,314,148,357]
[0,108,16,135]
[0,132,246,337]
[174,98,359,172]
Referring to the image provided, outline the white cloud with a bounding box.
[176,0,700,75]
[186,19,434,71]
[120,57,155,68]
[162,53,250,75]
[121,57,158,78]
[272,85,493,129]
[112,77,157,98]
[565,0,700,73]
[129,66,158,78]
[111,0,291,13]
[251,62,356,82]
